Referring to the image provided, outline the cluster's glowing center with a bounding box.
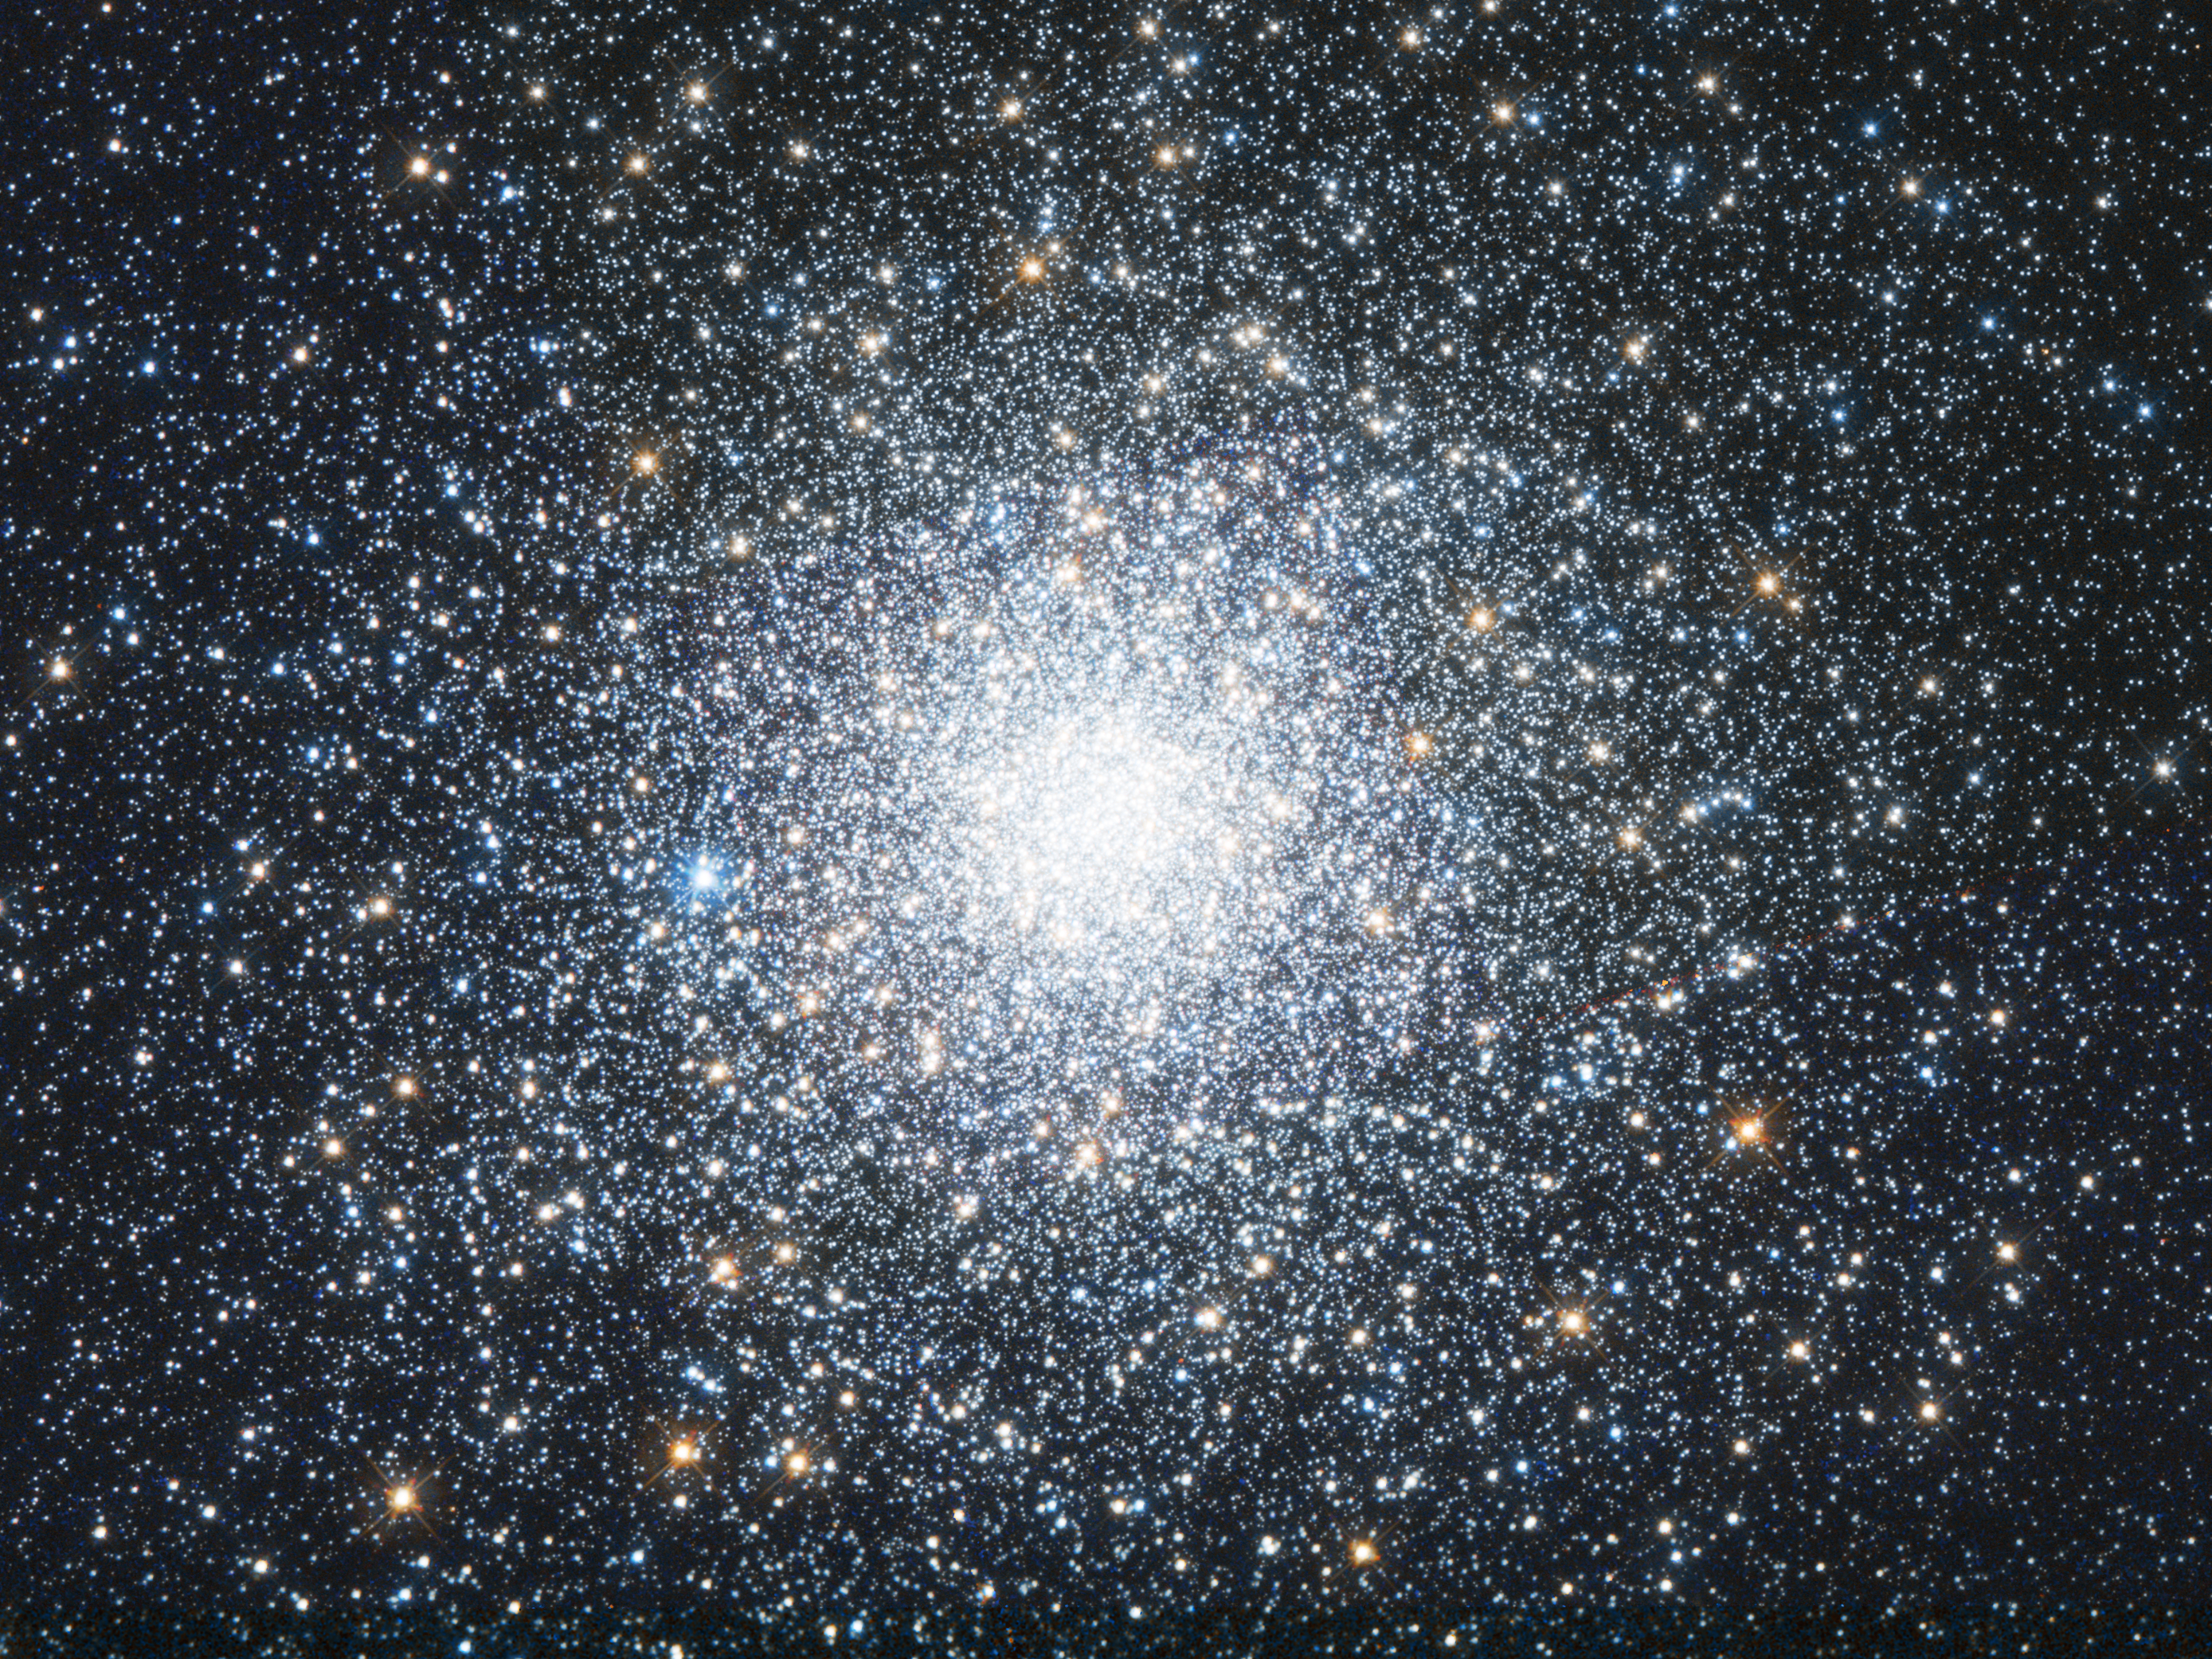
[963,712,1244,962]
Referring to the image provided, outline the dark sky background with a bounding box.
[2,0,2210,1644]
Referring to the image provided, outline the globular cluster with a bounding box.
[4,0,2210,1640]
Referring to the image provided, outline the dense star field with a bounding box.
[4,0,2211,1642]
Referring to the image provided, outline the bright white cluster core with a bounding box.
[969,713,1227,951]
[946,677,1302,1009]
[652,454,1485,1129]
